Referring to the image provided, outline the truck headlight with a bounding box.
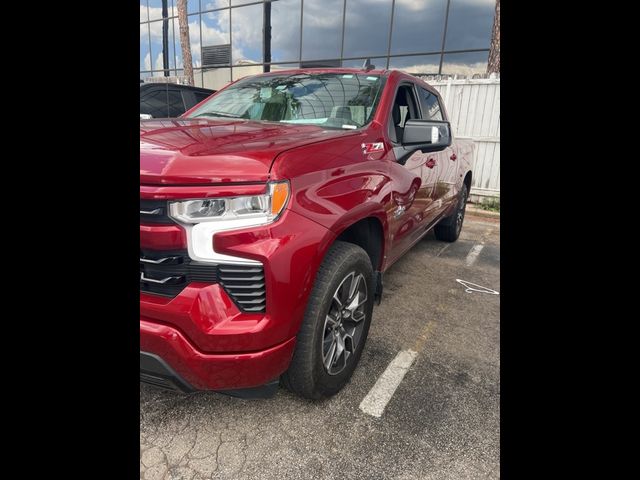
[168,181,290,225]
[167,181,291,265]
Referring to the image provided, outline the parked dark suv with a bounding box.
[140,83,215,118]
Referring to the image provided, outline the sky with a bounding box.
[140,0,495,75]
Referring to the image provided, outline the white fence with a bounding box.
[429,77,500,200]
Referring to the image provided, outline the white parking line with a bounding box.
[359,350,418,418]
[465,244,484,266]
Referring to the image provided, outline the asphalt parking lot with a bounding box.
[140,214,500,480]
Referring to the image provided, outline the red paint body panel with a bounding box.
[140,118,358,185]
[140,183,269,199]
[140,208,335,354]
[140,68,473,390]
[140,319,296,390]
[140,224,186,250]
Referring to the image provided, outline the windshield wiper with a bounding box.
[192,111,242,119]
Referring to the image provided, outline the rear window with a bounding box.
[141,89,185,118]
[193,92,212,104]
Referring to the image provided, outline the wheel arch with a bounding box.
[463,170,472,193]
[333,216,385,272]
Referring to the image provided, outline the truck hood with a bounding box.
[140,118,356,185]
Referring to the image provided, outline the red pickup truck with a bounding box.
[140,68,474,399]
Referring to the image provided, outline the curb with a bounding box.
[466,204,500,220]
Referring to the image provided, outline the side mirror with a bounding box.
[402,120,451,153]
[140,113,153,120]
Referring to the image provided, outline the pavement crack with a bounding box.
[214,432,222,472]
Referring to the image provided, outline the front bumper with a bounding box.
[140,201,336,391]
[140,319,297,391]
[140,351,194,392]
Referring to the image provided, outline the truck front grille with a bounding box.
[140,199,172,224]
[140,249,266,313]
[218,266,267,313]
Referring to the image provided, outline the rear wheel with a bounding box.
[434,183,468,242]
[282,241,374,399]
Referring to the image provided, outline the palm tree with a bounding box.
[487,0,500,75]
[177,0,194,86]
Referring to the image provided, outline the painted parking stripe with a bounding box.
[465,244,484,266]
[359,350,418,418]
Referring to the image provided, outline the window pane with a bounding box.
[140,1,149,22]
[173,17,183,70]
[167,90,187,116]
[388,54,441,75]
[193,91,213,104]
[390,0,447,55]
[272,0,301,62]
[343,0,393,58]
[168,14,176,70]
[202,9,230,50]
[270,63,300,71]
[232,4,263,64]
[444,0,494,51]
[148,0,163,21]
[188,0,200,14]
[441,51,488,76]
[301,0,344,61]
[141,90,169,117]
[202,67,231,90]
[189,14,201,67]
[341,58,376,68]
[231,0,261,5]
[193,70,205,87]
[141,23,151,71]
[418,87,443,120]
[232,64,264,81]
[203,1,230,9]
[148,20,166,72]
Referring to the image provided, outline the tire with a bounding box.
[282,241,374,399]
[434,183,468,242]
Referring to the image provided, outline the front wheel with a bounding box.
[434,183,468,242]
[281,241,374,399]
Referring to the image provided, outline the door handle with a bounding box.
[450,154,457,161]
[426,158,437,169]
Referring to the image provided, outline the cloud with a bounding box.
[154,52,164,71]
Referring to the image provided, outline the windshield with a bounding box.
[186,72,384,130]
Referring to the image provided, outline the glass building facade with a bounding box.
[140,0,495,90]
